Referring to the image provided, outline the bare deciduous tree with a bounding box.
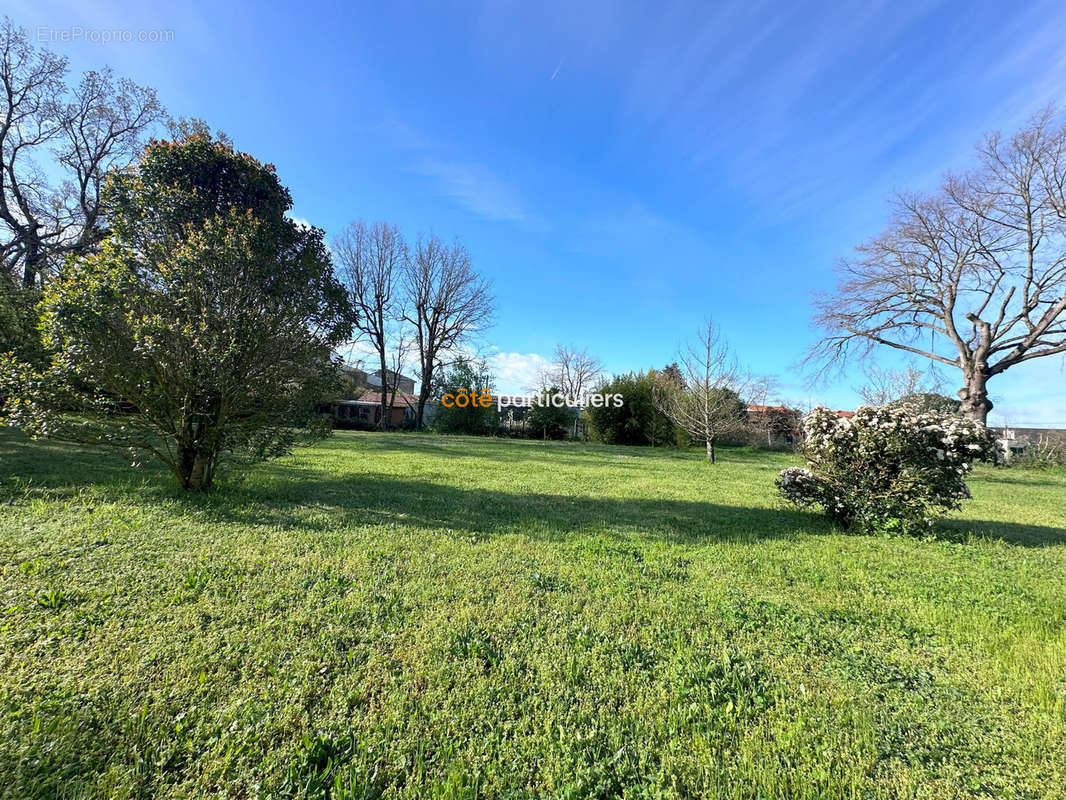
[335,220,410,428]
[810,108,1066,424]
[856,363,946,407]
[536,344,604,437]
[655,319,768,462]
[0,19,165,286]
[403,234,493,428]
[538,345,604,397]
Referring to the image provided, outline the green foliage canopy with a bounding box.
[431,358,499,435]
[524,387,575,440]
[587,370,679,447]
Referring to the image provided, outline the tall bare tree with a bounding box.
[655,319,768,462]
[0,19,165,287]
[810,108,1066,424]
[538,344,604,397]
[403,234,493,428]
[335,220,410,428]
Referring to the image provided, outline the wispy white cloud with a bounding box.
[488,350,550,394]
[614,0,1059,221]
[374,117,536,225]
[415,158,531,223]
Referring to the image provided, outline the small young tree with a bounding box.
[1,133,353,489]
[655,320,766,462]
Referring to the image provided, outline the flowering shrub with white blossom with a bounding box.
[776,405,997,533]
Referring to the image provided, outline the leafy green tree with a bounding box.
[587,370,677,446]
[0,277,43,365]
[432,358,498,435]
[1,132,352,490]
[525,388,574,440]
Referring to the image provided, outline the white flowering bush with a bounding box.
[776,405,996,533]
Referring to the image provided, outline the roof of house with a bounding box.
[335,392,420,408]
[832,409,856,418]
[746,404,796,414]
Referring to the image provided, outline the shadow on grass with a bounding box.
[208,468,832,543]
[0,430,169,493]
[332,434,695,471]
[968,471,1066,489]
[192,460,1060,547]
[342,432,794,462]
[935,518,1065,547]
[3,429,1062,547]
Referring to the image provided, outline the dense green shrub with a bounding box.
[886,392,961,415]
[0,278,44,366]
[776,404,996,533]
[524,388,574,439]
[587,370,679,446]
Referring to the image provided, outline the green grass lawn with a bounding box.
[0,429,1063,800]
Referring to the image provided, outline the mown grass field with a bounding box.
[0,429,1063,800]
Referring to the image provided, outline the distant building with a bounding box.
[330,391,419,427]
[328,364,420,428]
[339,365,416,396]
[991,426,1066,461]
[367,369,415,396]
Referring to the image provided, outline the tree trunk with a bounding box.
[179,446,216,491]
[22,239,41,288]
[705,437,715,463]
[415,389,429,429]
[958,366,992,424]
[378,353,390,430]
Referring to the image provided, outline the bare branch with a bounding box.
[654,319,768,462]
[0,18,165,286]
[538,344,604,397]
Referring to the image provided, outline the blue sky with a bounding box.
[9,0,1064,424]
